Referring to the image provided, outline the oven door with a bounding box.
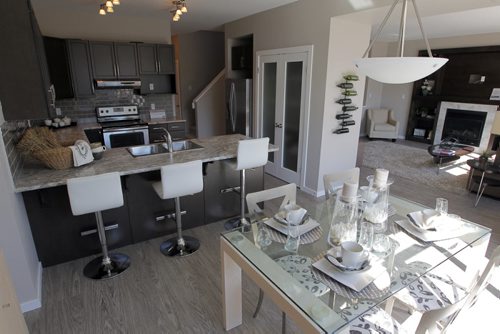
[103,126,149,149]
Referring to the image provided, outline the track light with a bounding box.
[99,4,106,15]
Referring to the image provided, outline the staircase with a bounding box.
[192,70,226,139]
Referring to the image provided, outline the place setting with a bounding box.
[394,197,473,242]
[257,203,323,249]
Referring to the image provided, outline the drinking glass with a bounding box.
[372,233,390,253]
[435,198,448,216]
[284,223,301,253]
[358,221,374,251]
[256,222,272,247]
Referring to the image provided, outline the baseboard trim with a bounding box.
[21,261,42,313]
[299,185,320,198]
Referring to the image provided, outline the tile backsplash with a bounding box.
[1,120,28,179]
[54,89,175,120]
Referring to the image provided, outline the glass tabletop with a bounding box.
[221,195,491,333]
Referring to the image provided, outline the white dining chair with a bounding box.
[323,167,360,199]
[394,245,500,333]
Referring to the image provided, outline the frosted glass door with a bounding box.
[258,52,308,184]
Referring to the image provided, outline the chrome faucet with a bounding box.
[153,127,173,153]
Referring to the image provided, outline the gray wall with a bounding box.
[225,0,380,194]
[0,101,41,311]
[177,31,225,136]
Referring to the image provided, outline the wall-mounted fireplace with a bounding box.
[434,101,498,152]
[442,109,487,146]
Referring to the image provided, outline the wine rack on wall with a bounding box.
[333,75,359,134]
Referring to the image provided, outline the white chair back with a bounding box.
[246,183,296,216]
[415,246,500,334]
[236,137,270,170]
[323,167,360,199]
[159,160,203,200]
[368,109,390,123]
[67,172,123,216]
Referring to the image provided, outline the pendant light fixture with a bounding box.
[99,4,107,15]
[99,1,123,15]
[171,0,188,22]
[112,0,120,5]
[354,0,448,84]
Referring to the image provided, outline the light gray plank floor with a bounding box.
[25,138,499,333]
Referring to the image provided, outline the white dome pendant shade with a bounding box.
[355,57,448,84]
[354,0,448,84]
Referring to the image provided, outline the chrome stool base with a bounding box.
[83,253,131,280]
[160,236,200,257]
[224,217,250,231]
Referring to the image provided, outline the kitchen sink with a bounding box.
[127,140,203,157]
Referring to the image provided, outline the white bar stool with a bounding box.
[224,137,269,230]
[152,160,203,257]
[66,172,130,280]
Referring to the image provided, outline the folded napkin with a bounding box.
[70,140,94,167]
[407,209,440,230]
[264,217,320,236]
[395,218,467,242]
[312,249,387,292]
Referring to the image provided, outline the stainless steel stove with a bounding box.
[96,105,149,149]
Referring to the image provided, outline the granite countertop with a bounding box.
[13,134,278,193]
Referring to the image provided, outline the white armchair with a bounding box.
[367,108,399,141]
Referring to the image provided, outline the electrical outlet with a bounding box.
[151,103,155,110]
[55,108,62,116]
[149,83,155,90]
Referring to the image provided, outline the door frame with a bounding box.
[255,45,313,189]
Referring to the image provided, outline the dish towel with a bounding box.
[70,140,94,167]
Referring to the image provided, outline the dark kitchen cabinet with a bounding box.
[157,44,175,74]
[114,43,139,78]
[125,172,204,243]
[90,42,139,79]
[44,37,74,99]
[0,0,50,120]
[137,43,175,75]
[23,185,133,267]
[203,161,264,224]
[67,40,94,97]
[90,42,116,79]
[149,122,186,143]
[137,44,158,74]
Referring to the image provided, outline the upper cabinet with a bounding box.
[90,42,139,79]
[0,0,50,120]
[67,40,94,98]
[137,44,175,75]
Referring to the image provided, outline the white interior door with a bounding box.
[258,51,309,185]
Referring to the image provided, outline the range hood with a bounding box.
[95,79,141,89]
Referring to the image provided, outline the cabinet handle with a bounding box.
[81,223,119,237]
[155,210,186,222]
[115,62,120,77]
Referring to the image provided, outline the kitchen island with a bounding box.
[16,133,277,266]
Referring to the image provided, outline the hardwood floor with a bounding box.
[24,138,499,333]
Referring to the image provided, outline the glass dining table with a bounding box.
[220,195,491,333]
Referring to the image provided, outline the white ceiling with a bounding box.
[32,0,500,41]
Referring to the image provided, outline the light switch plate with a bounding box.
[149,83,155,90]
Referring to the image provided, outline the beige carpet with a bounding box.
[361,141,478,195]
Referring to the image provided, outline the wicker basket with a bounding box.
[17,127,61,154]
[33,147,73,170]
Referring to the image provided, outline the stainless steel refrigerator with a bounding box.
[226,79,252,137]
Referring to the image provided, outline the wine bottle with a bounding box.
[337,82,353,89]
[342,90,357,96]
[343,74,359,81]
[342,120,355,126]
[342,105,358,112]
[336,113,352,120]
[336,98,352,105]
[334,128,349,134]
